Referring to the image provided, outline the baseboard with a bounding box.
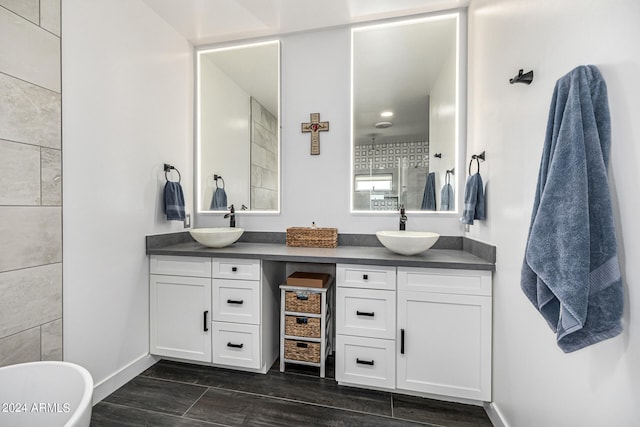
[484,401,510,427]
[92,353,159,405]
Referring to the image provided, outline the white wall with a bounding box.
[196,26,466,235]
[429,47,457,208]
[62,0,192,401]
[467,0,640,425]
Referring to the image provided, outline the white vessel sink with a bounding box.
[189,227,244,248]
[376,230,440,256]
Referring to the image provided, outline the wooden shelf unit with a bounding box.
[279,280,333,377]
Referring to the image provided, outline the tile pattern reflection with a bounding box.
[353,141,431,211]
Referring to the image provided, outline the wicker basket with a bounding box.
[285,315,321,338]
[284,290,321,314]
[286,227,338,248]
[284,339,321,363]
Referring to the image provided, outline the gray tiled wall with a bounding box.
[250,97,278,210]
[0,1,62,367]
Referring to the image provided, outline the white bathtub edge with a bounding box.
[92,353,160,405]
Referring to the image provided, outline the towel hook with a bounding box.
[164,163,181,183]
[214,174,225,189]
[469,152,485,175]
[510,69,534,85]
[444,169,454,185]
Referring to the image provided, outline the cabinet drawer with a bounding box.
[336,264,396,290]
[284,339,321,364]
[398,267,492,296]
[284,290,322,314]
[285,315,321,338]
[213,258,260,280]
[336,288,395,339]
[212,279,260,324]
[150,255,212,278]
[335,335,395,389]
[212,322,260,369]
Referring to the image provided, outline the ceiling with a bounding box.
[141,0,468,45]
[143,0,466,145]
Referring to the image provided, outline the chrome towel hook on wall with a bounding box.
[164,163,181,183]
[510,69,534,85]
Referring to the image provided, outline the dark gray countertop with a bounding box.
[147,241,495,271]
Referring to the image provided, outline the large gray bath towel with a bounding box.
[521,65,623,353]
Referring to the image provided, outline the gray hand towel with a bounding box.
[163,181,185,221]
[440,172,454,211]
[521,65,623,353]
[460,173,485,224]
[210,187,227,210]
[440,183,454,211]
[421,172,437,210]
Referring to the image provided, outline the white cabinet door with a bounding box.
[150,274,212,362]
[397,290,491,401]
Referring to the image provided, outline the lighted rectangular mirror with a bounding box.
[351,12,463,213]
[196,40,280,213]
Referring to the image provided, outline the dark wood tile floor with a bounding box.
[91,358,492,426]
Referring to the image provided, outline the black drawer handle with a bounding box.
[296,317,308,324]
[231,267,238,272]
[227,342,244,349]
[356,311,375,317]
[356,358,375,366]
[401,329,405,354]
[203,311,209,332]
[363,274,368,280]
[227,299,244,305]
[296,294,309,301]
[296,342,308,348]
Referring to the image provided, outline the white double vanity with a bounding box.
[147,236,493,404]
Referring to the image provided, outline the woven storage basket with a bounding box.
[286,227,338,248]
[285,315,321,338]
[284,339,321,363]
[284,290,321,314]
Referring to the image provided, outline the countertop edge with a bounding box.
[146,242,495,272]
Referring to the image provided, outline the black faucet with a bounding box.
[399,205,407,230]
[224,204,236,227]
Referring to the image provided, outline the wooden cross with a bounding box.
[301,113,329,155]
